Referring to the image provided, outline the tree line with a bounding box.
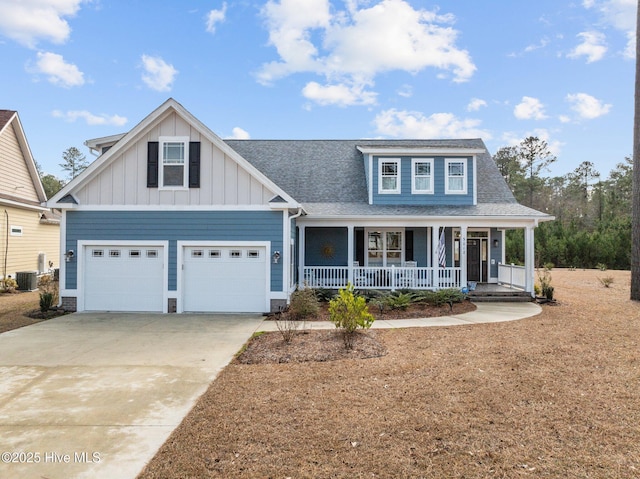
[495,137,632,270]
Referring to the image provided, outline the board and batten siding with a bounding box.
[0,206,59,278]
[0,123,40,204]
[64,210,284,291]
[75,112,277,207]
[372,156,474,206]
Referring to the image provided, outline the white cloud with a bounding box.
[258,0,475,106]
[467,98,487,112]
[302,81,377,106]
[225,127,250,139]
[140,55,178,92]
[52,110,128,126]
[566,92,612,119]
[514,96,547,120]
[397,84,413,98]
[33,51,84,87]
[567,31,607,63]
[373,109,491,139]
[0,0,84,48]
[582,0,636,59]
[206,3,227,34]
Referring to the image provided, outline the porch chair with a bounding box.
[353,261,369,287]
[398,261,417,288]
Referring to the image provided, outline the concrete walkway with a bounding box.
[0,302,540,479]
[257,301,542,332]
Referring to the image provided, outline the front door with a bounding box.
[467,239,481,282]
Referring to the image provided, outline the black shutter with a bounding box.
[189,142,201,188]
[355,228,365,266]
[405,230,414,262]
[147,142,159,187]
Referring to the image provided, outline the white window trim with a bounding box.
[411,158,434,194]
[378,158,401,194]
[445,158,468,195]
[159,136,190,190]
[365,228,405,267]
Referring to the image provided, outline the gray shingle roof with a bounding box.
[224,138,549,219]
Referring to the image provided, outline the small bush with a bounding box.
[289,286,319,319]
[329,282,374,349]
[314,288,337,303]
[543,262,555,271]
[599,276,614,288]
[384,292,414,310]
[435,289,466,309]
[39,292,54,312]
[1,277,17,292]
[537,266,554,301]
[596,263,607,271]
[38,274,59,304]
[274,311,300,343]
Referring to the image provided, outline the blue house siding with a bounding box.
[372,157,474,206]
[65,210,284,291]
[305,227,348,266]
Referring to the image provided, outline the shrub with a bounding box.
[274,311,300,343]
[537,267,554,301]
[543,262,555,270]
[596,263,608,271]
[435,289,466,310]
[314,288,337,303]
[1,277,17,292]
[39,292,54,312]
[38,274,59,304]
[384,291,414,310]
[329,282,374,349]
[289,286,319,319]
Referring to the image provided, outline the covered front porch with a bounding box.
[296,222,537,295]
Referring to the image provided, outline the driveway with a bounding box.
[0,312,265,479]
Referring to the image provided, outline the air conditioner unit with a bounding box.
[16,271,38,291]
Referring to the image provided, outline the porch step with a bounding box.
[468,290,533,303]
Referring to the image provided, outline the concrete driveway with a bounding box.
[0,312,265,479]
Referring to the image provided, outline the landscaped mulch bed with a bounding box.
[139,269,640,479]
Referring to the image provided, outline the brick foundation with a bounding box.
[61,296,77,312]
[168,298,177,313]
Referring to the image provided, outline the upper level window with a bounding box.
[412,158,434,194]
[159,137,189,188]
[445,159,467,194]
[378,158,400,194]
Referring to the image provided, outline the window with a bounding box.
[159,137,189,188]
[366,230,403,267]
[146,249,158,258]
[109,250,121,258]
[10,226,22,236]
[230,250,242,258]
[92,249,104,258]
[129,250,141,258]
[412,158,434,194]
[378,158,400,194]
[191,249,204,258]
[445,159,467,194]
[209,250,221,258]
[247,250,260,258]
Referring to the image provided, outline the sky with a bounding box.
[0,0,636,181]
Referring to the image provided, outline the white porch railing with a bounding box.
[303,266,462,290]
[497,263,526,289]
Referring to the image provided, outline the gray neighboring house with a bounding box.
[48,98,552,314]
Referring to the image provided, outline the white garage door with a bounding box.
[182,246,267,313]
[84,245,164,312]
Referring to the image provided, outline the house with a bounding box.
[48,99,552,314]
[0,110,59,283]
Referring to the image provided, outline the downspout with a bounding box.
[3,209,8,283]
[288,207,304,290]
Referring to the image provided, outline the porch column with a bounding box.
[431,226,440,288]
[298,225,306,288]
[524,225,535,296]
[347,226,354,284]
[460,225,467,289]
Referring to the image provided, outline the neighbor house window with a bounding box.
[378,158,401,194]
[445,159,467,194]
[412,158,434,194]
[10,226,23,236]
[159,137,189,188]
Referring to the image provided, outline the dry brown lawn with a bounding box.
[0,290,45,333]
[138,269,640,479]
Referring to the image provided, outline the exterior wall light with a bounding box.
[272,251,281,264]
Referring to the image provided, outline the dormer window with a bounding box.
[412,158,434,194]
[445,158,467,194]
[378,158,400,194]
[159,137,189,188]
